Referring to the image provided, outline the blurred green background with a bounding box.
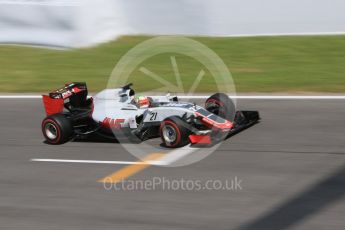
[0,35,344,93]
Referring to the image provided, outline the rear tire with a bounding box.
[42,114,73,144]
[205,93,236,121]
[160,116,191,148]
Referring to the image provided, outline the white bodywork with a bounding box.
[91,88,196,129]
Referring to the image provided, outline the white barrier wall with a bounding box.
[0,1,78,47]
[0,0,129,47]
[0,0,345,47]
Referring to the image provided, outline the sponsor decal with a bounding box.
[61,90,73,99]
[102,118,125,129]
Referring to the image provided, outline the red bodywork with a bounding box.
[101,118,125,129]
[195,112,234,130]
[188,112,234,145]
[42,95,64,116]
[42,82,87,116]
[189,134,211,144]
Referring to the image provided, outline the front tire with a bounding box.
[42,114,73,144]
[160,116,191,148]
[205,93,236,121]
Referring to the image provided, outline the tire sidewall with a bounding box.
[205,93,235,122]
[160,117,190,148]
[42,114,73,144]
[160,120,181,147]
[42,118,62,144]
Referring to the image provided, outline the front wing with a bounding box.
[189,111,260,145]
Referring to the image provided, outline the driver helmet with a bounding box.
[135,95,150,108]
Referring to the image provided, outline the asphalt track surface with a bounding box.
[1,98,345,230]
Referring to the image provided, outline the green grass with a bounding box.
[1,35,345,93]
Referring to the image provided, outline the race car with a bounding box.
[41,82,259,147]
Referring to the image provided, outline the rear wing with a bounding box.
[42,82,88,116]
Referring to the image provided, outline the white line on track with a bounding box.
[30,145,198,166]
[30,158,156,165]
[29,158,176,166]
[179,95,345,99]
[3,95,345,99]
[151,146,199,166]
[0,95,42,99]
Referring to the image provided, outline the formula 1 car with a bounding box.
[41,83,259,147]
